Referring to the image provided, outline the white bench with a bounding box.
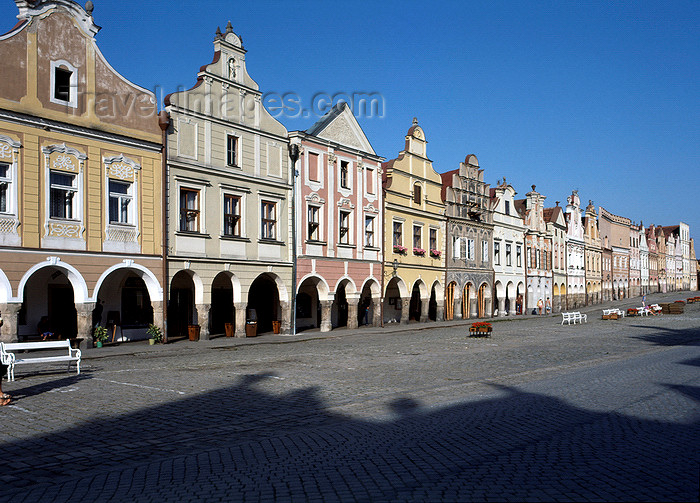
[636,307,650,316]
[561,312,587,325]
[602,308,625,319]
[1,340,81,382]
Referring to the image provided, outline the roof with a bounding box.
[662,225,680,238]
[514,198,527,217]
[439,169,459,202]
[544,206,564,224]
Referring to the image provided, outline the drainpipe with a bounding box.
[158,111,170,342]
[288,142,300,335]
[380,183,385,327]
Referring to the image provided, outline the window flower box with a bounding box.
[468,321,492,337]
[429,249,441,258]
[413,248,426,256]
[393,245,407,255]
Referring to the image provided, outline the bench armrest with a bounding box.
[70,348,81,359]
[1,351,15,365]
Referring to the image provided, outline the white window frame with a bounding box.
[308,204,321,241]
[482,240,489,263]
[108,179,133,225]
[494,241,501,265]
[50,60,78,108]
[506,243,512,266]
[337,156,353,194]
[0,135,20,218]
[517,244,522,267]
[260,199,278,240]
[43,144,85,227]
[223,193,243,237]
[179,187,201,233]
[365,167,375,195]
[226,133,240,168]
[467,238,475,261]
[364,214,375,248]
[413,224,423,251]
[338,209,352,245]
[393,220,403,248]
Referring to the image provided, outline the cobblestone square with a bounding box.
[1,292,699,502]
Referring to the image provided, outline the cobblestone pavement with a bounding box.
[1,292,699,502]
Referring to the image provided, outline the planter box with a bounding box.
[224,323,234,338]
[187,324,200,341]
[272,321,281,334]
[245,322,257,338]
[469,326,492,337]
[602,314,619,320]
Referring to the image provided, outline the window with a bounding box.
[506,243,512,266]
[108,180,132,224]
[308,152,319,182]
[516,245,522,267]
[393,221,402,247]
[340,161,349,189]
[226,135,238,167]
[0,162,9,213]
[429,228,437,251]
[366,167,375,194]
[413,225,422,249]
[50,171,76,219]
[180,188,200,232]
[494,241,501,265]
[54,67,72,102]
[339,210,350,244]
[413,183,422,204]
[536,250,541,269]
[467,239,475,261]
[365,216,375,247]
[505,200,510,215]
[261,201,276,239]
[527,247,532,268]
[223,195,241,237]
[308,206,320,241]
[482,240,489,263]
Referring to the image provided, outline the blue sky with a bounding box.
[2,0,698,238]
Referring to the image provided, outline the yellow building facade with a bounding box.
[382,119,445,323]
[0,1,164,347]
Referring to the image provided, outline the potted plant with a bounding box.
[146,324,163,345]
[468,321,493,337]
[93,324,108,348]
[413,247,426,256]
[393,245,407,255]
[429,249,441,259]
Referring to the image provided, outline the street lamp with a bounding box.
[288,143,300,336]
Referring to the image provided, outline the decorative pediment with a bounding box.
[104,154,141,181]
[305,193,326,204]
[364,203,378,214]
[337,198,355,209]
[306,103,375,155]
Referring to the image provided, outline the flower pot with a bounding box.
[96,341,103,348]
[225,322,235,338]
[246,321,257,338]
[272,321,281,334]
[149,338,156,345]
[188,324,200,341]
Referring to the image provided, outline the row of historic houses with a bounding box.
[0,2,696,349]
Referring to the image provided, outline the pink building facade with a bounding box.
[290,103,384,332]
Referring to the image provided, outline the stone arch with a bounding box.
[18,258,88,304]
[0,268,12,303]
[384,276,408,324]
[334,276,357,297]
[93,261,163,303]
[299,273,331,301]
[359,277,381,298]
[411,278,429,299]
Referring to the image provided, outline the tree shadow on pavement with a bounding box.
[629,324,700,347]
[1,371,698,502]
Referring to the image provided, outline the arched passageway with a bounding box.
[19,267,77,341]
[247,273,281,334]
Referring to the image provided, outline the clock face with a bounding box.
[414,129,423,139]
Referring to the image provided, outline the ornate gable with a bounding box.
[307,103,375,154]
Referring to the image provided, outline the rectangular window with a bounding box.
[506,243,512,266]
[413,184,422,204]
[340,160,349,189]
[527,247,532,268]
[453,237,461,259]
[366,167,375,194]
[413,225,422,249]
[482,240,489,263]
[517,245,522,267]
[393,221,402,247]
[223,194,241,237]
[536,249,541,269]
[494,241,501,265]
[226,135,238,167]
[261,201,276,239]
[467,239,475,261]
[50,171,76,219]
[180,188,200,232]
[308,205,319,241]
[0,162,9,213]
[54,67,72,102]
[339,210,350,244]
[505,200,510,215]
[308,152,319,182]
[365,216,374,247]
[429,228,437,251]
[108,180,132,224]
